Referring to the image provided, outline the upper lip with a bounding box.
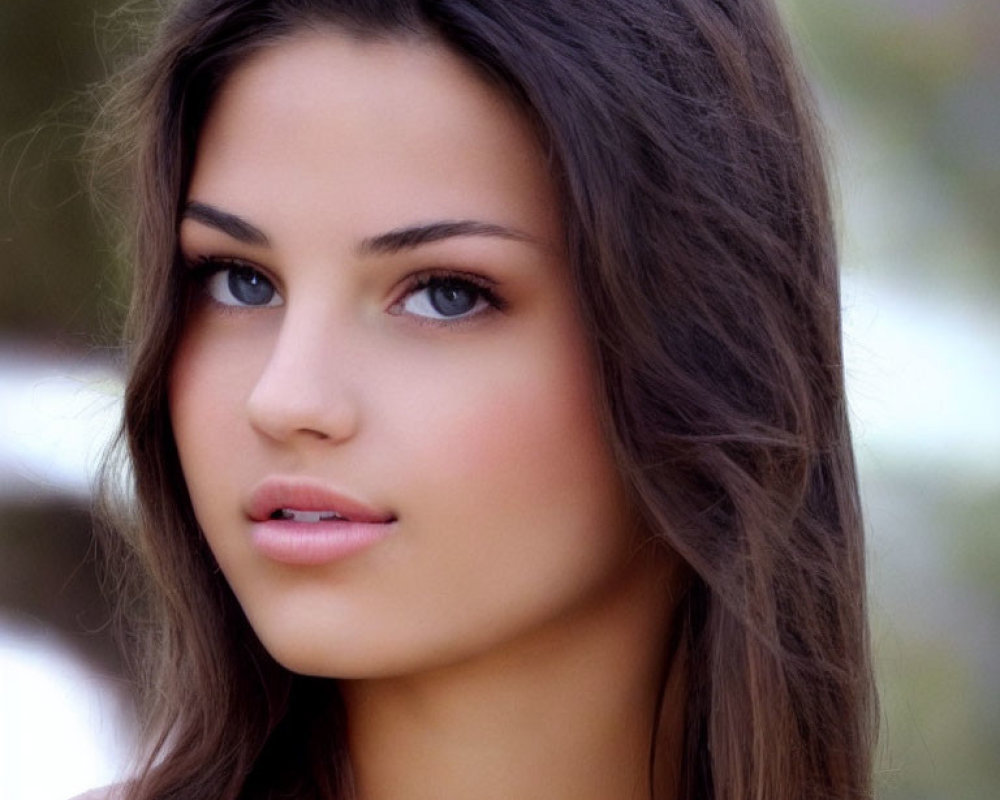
[247,477,396,524]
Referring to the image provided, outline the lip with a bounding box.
[246,477,396,565]
[248,477,395,523]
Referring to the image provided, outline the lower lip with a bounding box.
[250,520,394,565]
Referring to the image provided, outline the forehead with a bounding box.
[186,30,561,248]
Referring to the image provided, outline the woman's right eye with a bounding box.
[199,262,284,308]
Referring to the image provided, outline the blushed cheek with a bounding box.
[391,336,638,651]
[168,323,256,501]
[170,327,218,443]
[170,316,265,419]
[168,330,201,447]
[406,335,617,525]
[169,332,214,509]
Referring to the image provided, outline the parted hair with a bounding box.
[95,1,876,798]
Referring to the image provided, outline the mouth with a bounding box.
[248,477,397,525]
[247,478,397,566]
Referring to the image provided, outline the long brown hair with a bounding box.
[95,1,876,798]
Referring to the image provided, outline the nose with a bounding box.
[246,304,362,445]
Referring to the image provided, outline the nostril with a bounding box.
[246,383,361,445]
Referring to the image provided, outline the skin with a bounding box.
[170,29,682,800]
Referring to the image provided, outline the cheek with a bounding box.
[393,320,595,457]
[456,376,608,501]
[368,326,638,665]
[385,315,627,550]
[168,319,261,493]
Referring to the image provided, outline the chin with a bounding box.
[253,626,424,681]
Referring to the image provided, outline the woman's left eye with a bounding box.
[398,276,498,321]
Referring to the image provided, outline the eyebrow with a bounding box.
[357,220,534,255]
[183,202,269,246]
[182,201,535,254]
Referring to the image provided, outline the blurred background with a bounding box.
[0,1,997,798]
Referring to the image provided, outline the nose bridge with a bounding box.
[246,297,362,443]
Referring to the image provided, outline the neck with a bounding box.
[341,550,686,800]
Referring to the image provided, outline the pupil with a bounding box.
[229,268,274,305]
[430,281,475,317]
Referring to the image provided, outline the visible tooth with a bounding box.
[275,509,344,523]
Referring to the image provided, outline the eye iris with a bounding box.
[228,267,274,305]
[429,280,476,317]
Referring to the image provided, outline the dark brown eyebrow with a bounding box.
[357,220,534,256]
[182,203,533,254]
[182,202,270,247]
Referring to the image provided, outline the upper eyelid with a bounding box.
[399,267,499,292]
[181,252,261,271]
[183,253,285,292]
[394,269,506,309]
[180,253,495,282]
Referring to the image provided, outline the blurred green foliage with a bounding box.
[776,4,1000,798]
[0,0,128,344]
[867,471,1000,800]
[779,0,1000,291]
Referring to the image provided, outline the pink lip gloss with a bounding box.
[246,477,397,565]
[250,518,394,565]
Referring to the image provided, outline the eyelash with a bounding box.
[182,256,507,324]
[184,256,280,313]
[391,269,507,325]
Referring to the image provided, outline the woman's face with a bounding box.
[170,30,655,679]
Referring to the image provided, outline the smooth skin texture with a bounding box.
[170,30,681,800]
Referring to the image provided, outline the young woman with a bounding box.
[91,1,876,798]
